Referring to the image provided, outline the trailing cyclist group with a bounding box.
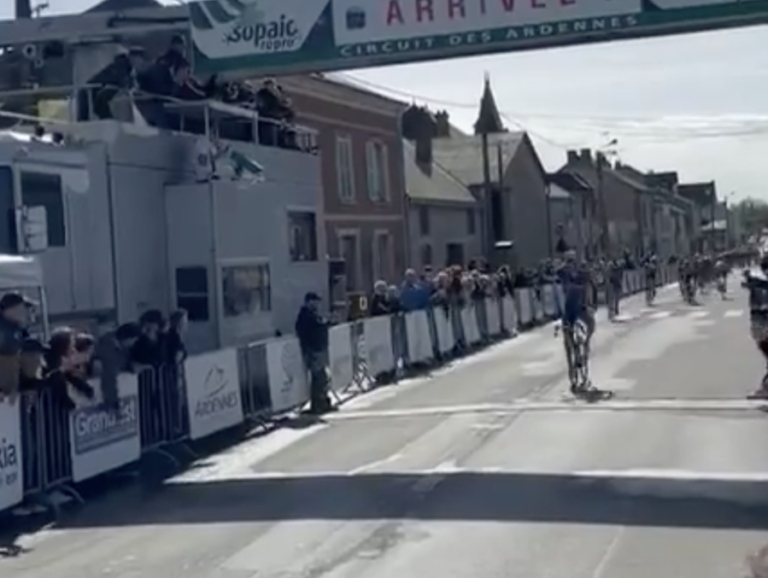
[556,248,755,399]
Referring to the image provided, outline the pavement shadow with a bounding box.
[50,470,768,532]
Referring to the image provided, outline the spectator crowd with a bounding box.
[0,291,188,413]
[78,34,310,152]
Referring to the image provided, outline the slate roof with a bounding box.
[548,182,571,200]
[547,171,592,193]
[431,131,526,186]
[403,140,476,205]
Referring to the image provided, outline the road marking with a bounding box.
[409,459,459,495]
[348,453,404,475]
[322,399,765,421]
[686,310,709,319]
[724,309,745,318]
[648,310,672,320]
[575,468,768,482]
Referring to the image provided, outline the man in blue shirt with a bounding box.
[558,251,596,392]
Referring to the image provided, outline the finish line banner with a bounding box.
[191,0,768,75]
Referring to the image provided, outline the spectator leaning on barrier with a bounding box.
[45,328,95,405]
[93,322,141,411]
[295,292,334,415]
[400,269,431,312]
[132,310,166,369]
[0,292,34,400]
[165,309,188,365]
[370,281,395,317]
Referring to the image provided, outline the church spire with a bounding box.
[473,73,505,135]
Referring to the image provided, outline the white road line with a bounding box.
[648,310,672,320]
[724,309,745,318]
[686,310,709,319]
[324,399,765,421]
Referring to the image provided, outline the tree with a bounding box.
[733,198,768,237]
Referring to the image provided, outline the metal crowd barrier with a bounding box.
[1,266,677,515]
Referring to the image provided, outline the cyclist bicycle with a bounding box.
[743,255,768,399]
[557,251,596,394]
[643,253,658,305]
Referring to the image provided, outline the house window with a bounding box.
[420,244,432,267]
[20,170,65,247]
[339,233,360,292]
[222,263,271,318]
[336,134,355,202]
[175,266,209,322]
[365,140,389,202]
[288,211,317,261]
[418,206,430,236]
[373,231,392,282]
[466,208,476,235]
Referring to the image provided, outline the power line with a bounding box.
[341,72,768,145]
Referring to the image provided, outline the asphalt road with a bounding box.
[4,277,768,578]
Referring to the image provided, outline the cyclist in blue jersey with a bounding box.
[557,251,596,393]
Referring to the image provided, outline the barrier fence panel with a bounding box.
[485,298,502,338]
[516,288,533,325]
[363,315,395,377]
[265,337,310,414]
[432,307,455,355]
[329,323,354,394]
[185,349,243,441]
[237,341,272,418]
[39,388,74,492]
[349,321,372,391]
[138,366,187,453]
[405,310,433,364]
[461,304,481,346]
[72,374,141,483]
[501,295,517,333]
[0,398,23,511]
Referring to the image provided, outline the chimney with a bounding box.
[415,134,432,165]
[16,0,32,18]
[579,148,591,162]
[566,150,579,164]
[434,110,451,138]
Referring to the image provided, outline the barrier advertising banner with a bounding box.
[186,348,243,440]
[69,374,141,482]
[266,337,310,413]
[190,0,768,76]
[0,399,23,511]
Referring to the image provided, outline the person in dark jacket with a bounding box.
[93,322,140,411]
[294,292,334,414]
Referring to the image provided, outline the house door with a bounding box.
[446,243,464,267]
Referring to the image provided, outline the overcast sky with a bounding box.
[4,1,768,202]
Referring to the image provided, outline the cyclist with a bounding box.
[743,255,768,399]
[643,253,658,305]
[607,258,624,319]
[557,251,596,393]
[714,256,729,299]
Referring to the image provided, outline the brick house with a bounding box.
[275,75,407,297]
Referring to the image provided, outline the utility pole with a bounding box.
[596,155,610,258]
[480,130,493,260]
[709,181,717,252]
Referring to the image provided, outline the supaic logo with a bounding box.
[190,0,301,53]
[195,363,239,418]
